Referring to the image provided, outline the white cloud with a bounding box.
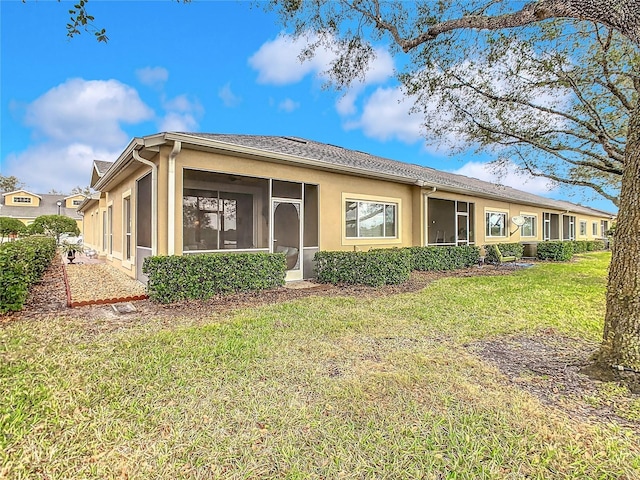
[218,83,242,107]
[4,143,120,194]
[159,112,199,132]
[2,78,155,194]
[136,66,169,88]
[278,98,300,113]
[24,78,153,148]
[159,94,203,132]
[451,160,555,194]
[345,87,423,144]
[249,32,394,86]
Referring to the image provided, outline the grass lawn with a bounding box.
[1,252,639,479]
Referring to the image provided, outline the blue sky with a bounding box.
[1,0,616,212]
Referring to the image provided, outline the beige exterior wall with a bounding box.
[82,163,154,278]
[172,148,416,253]
[86,143,614,281]
[424,190,609,248]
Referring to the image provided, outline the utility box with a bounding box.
[522,242,539,258]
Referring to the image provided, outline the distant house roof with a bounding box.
[0,193,82,220]
[2,189,42,199]
[96,132,616,219]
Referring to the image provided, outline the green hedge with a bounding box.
[314,249,412,286]
[586,240,606,251]
[408,245,481,271]
[143,252,287,303]
[0,236,57,313]
[537,241,574,261]
[484,243,524,263]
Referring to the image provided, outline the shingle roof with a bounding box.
[179,133,615,218]
[94,160,114,176]
[0,193,82,219]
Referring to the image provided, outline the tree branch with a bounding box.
[393,0,640,51]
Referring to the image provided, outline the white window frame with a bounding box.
[107,204,113,255]
[579,220,587,237]
[485,211,507,238]
[592,222,598,236]
[520,214,537,238]
[345,199,398,239]
[123,194,132,264]
[14,196,32,204]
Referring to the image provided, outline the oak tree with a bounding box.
[267,0,640,371]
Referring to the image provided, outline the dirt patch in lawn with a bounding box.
[470,331,640,432]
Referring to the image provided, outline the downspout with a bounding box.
[167,141,182,255]
[132,147,158,255]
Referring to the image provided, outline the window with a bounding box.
[345,200,397,238]
[580,221,587,236]
[600,220,609,237]
[592,222,598,236]
[72,199,82,206]
[521,215,537,237]
[485,211,506,237]
[102,211,107,251]
[14,196,32,203]
[563,215,576,240]
[123,197,131,261]
[182,170,269,252]
[107,206,113,254]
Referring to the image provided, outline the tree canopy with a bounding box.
[0,175,25,193]
[28,215,80,243]
[263,0,640,371]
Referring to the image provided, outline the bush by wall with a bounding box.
[484,243,524,263]
[586,240,606,251]
[0,236,57,313]
[408,245,480,271]
[143,252,287,303]
[537,241,574,261]
[315,249,412,286]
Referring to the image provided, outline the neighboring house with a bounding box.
[79,132,615,283]
[0,190,85,232]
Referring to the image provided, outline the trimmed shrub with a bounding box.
[571,241,588,253]
[408,245,480,271]
[586,240,606,251]
[143,252,287,304]
[314,249,411,286]
[0,236,57,313]
[537,241,574,261]
[483,243,524,263]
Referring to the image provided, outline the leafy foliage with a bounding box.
[537,241,575,261]
[0,236,56,313]
[408,245,480,271]
[0,218,26,242]
[143,252,286,303]
[314,249,412,286]
[0,175,25,192]
[28,215,79,243]
[266,1,638,205]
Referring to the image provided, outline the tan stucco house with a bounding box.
[0,190,85,232]
[79,132,615,282]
